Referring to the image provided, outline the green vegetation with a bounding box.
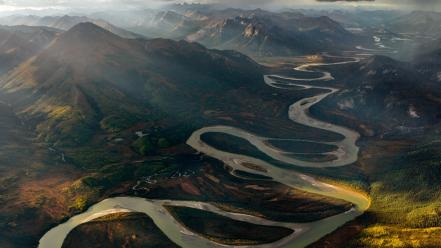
[65,179,101,213]
[39,117,97,147]
[70,197,87,212]
[157,138,170,148]
[367,135,441,228]
[132,136,172,156]
[348,226,441,248]
[62,212,179,248]
[133,137,155,156]
[201,132,289,166]
[133,160,178,178]
[268,139,338,153]
[201,132,369,191]
[72,159,179,193]
[234,170,272,180]
[100,114,140,132]
[332,132,441,247]
[165,206,293,245]
[66,147,122,170]
[65,159,181,215]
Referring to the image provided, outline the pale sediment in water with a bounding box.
[39,54,370,248]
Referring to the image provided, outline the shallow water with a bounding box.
[39,55,370,248]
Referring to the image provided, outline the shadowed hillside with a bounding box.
[0,15,142,39]
[0,22,263,146]
[0,25,59,73]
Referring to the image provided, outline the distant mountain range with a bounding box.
[387,11,441,38]
[0,9,382,57]
[4,9,441,58]
[1,9,441,145]
[297,9,402,29]
[187,12,359,56]
[152,9,363,56]
[0,25,59,73]
[0,15,142,39]
[415,41,441,82]
[1,6,441,248]
[88,8,368,57]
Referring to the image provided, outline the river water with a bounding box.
[39,55,370,248]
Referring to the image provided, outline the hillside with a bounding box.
[0,22,263,146]
[133,11,202,39]
[62,212,179,248]
[387,11,441,38]
[0,25,58,73]
[311,55,441,134]
[414,41,441,82]
[0,15,142,39]
[186,13,358,56]
[188,10,363,56]
[94,8,366,57]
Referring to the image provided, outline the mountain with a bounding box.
[415,41,441,82]
[91,8,365,57]
[0,22,262,146]
[0,15,142,39]
[0,25,59,73]
[313,55,441,134]
[128,11,203,39]
[387,11,441,38]
[185,11,361,56]
[297,9,402,29]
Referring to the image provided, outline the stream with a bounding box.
[39,55,370,248]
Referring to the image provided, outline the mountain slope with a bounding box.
[387,11,441,38]
[185,11,361,56]
[0,25,58,73]
[95,9,365,57]
[120,10,204,39]
[0,15,142,39]
[312,55,441,134]
[414,40,441,82]
[0,22,262,145]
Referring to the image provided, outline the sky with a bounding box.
[0,0,440,12]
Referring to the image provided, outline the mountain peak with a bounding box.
[66,22,112,36]
[57,22,121,45]
[40,22,130,65]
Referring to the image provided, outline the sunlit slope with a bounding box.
[0,25,59,73]
[0,22,263,146]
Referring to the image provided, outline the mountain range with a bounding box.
[1,7,441,248]
[186,12,359,56]
[0,15,142,39]
[92,8,367,56]
[387,11,441,38]
[2,19,441,146]
[0,22,262,146]
[0,25,58,73]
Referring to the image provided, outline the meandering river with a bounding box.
[39,55,370,248]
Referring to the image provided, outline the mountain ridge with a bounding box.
[0,14,142,39]
[0,22,263,145]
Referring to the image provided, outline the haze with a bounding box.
[1,0,441,247]
[1,0,441,14]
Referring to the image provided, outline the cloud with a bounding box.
[0,0,440,11]
[0,0,169,10]
[316,0,374,1]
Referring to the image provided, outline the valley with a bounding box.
[0,3,441,248]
